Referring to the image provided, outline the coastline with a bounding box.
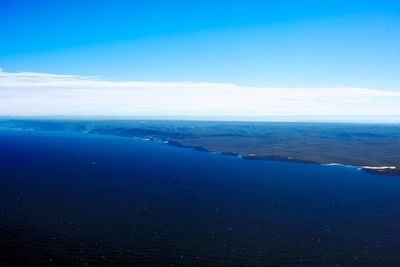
[1,126,399,177]
[160,139,400,176]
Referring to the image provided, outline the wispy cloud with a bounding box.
[0,68,399,117]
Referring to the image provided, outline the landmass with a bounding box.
[0,119,399,176]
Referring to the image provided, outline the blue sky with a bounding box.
[0,0,399,118]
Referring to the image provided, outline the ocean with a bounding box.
[1,130,400,265]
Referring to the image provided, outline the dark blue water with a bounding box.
[1,130,400,266]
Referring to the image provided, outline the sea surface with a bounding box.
[1,130,400,266]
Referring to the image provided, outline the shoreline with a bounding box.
[160,139,400,176]
[2,128,399,177]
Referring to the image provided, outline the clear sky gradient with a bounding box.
[1,0,399,119]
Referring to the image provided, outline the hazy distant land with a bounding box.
[1,119,399,176]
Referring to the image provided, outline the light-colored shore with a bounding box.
[323,163,397,170]
[361,166,397,170]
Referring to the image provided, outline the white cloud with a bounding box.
[0,68,399,117]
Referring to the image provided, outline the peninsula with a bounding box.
[1,119,399,176]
